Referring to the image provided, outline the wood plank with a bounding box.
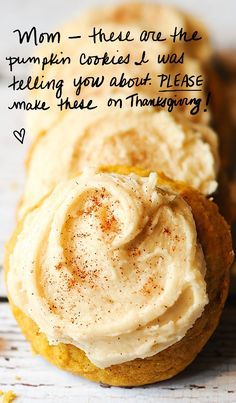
[0,301,235,402]
[0,267,6,298]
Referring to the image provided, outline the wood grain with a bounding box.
[0,301,235,402]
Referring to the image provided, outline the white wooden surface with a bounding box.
[0,1,236,402]
[0,301,236,403]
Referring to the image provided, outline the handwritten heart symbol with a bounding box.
[13,128,25,144]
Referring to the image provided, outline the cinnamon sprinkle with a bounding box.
[163,227,171,235]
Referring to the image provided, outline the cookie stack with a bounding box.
[5,3,234,386]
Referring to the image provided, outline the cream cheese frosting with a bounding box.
[20,108,219,218]
[8,171,208,368]
[79,2,211,63]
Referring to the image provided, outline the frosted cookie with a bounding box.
[80,2,211,62]
[19,108,219,218]
[26,3,211,137]
[5,167,233,386]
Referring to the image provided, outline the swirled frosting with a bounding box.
[8,171,208,368]
[20,108,219,218]
[79,2,211,63]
